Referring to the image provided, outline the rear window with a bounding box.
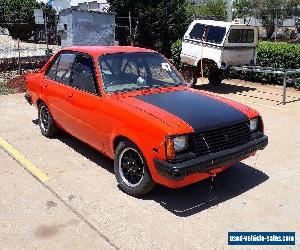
[228,29,254,43]
[56,53,75,84]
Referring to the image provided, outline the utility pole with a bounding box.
[227,0,233,22]
[44,9,49,55]
[17,38,21,75]
[129,12,132,45]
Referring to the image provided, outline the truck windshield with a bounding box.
[99,52,184,93]
[228,29,254,43]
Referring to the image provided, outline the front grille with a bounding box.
[192,122,251,156]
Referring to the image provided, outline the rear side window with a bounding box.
[189,23,205,40]
[56,53,75,84]
[46,57,60,80]
[205,26,226,44]
[228,29,254,43]
[71,55,98,95]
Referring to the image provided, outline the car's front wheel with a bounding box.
[38,102,58,138]
[114,140,155,197]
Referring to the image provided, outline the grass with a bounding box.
[0,80,14,95]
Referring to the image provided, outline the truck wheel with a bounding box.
[208,66,223,85]
[114,140,155,197]
[38,102,58,138]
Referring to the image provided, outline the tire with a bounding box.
[114,140,155,197]
[208,66,223,85]
[38,102,58,138]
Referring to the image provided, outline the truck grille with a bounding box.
[191,122,251,156]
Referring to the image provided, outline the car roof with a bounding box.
[60,46,156,57]
[192,20,232,28]
[191,19,257,29]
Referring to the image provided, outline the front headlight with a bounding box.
[250,118,259,132]
[165,135,189,160]
[173,135,188,152]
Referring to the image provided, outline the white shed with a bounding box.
[58,9,115,47]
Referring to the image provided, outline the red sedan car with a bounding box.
[25,46,268,197]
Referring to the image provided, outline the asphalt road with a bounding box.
[0,80,299,249]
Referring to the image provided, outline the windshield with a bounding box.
[99,52,184,93]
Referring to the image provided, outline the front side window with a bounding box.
[228,29,254,43]
[99,52,184,93]
[55,53,75,84]
[205,26,226,44]
[71,55,98,95]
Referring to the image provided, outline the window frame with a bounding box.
[228,29,255,44]
[69,53,100,96]
[45,51,100,96]
[45,54,61,81]
[205,25,227,44]
[98,52,185,94]
[45,51,76,85]
[189,23,206,40]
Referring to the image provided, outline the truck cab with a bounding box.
[181,19,259,85]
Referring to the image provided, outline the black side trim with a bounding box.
[154,135,268,180]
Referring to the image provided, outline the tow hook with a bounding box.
[209,173,217,203]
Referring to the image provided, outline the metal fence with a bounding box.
[0,33,60,73]
[232,66,300,105]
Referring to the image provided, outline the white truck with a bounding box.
[181,19,259,85]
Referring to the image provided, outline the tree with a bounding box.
[233,0,300,38]
[0,0,56,40]
[108,0,188,57]
[186,0,227,22]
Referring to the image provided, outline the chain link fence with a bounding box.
[0,28,60,93]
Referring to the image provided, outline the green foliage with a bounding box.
[0,80,13,95]
[233,0,255,19]
[171,40,300,88]
[230,42,300,88]
[171,39,183,68]
[186,0,227,22]
[108,0,188,56]
[0,0,56,40]
[233,0,300,38]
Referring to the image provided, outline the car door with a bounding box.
[42,52,76,130]
[181,23,206,65]
[64,53,104,150]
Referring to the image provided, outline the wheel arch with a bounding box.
[36,98,44,108]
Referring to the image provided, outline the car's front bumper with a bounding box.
[154,134,268,180]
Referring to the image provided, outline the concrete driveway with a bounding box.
[0,80,299,249]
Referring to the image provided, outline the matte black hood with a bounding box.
[136,90,248,132]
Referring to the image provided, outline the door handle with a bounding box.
[67,93,73,99]
[43,81,48,87]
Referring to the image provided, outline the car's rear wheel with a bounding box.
[114,140,155,197]
[38,102,58,138]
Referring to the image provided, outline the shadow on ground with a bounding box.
[195,82,256,94]
[143,163,269,217]
[195,82,300,104]
[32,119,113,174]
[32,120,269,217]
